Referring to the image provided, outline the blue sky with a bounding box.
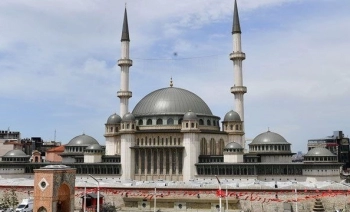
[1,0,350,153]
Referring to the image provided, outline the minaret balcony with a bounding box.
[117,91,132,98]
[229,52,246,60]
[231,86,247,94]
[118,59,133,67]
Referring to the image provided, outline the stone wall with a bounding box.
[0,186,349,212]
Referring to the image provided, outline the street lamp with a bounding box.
[154,183,157,212]
[89,174,100,212]
[225,184,228,212]
[215,175,222,212]
[83,181,87,212]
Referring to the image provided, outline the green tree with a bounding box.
[1,189,19,210]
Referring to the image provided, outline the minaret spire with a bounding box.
[230,0,247,148]
[121,7,130,42]
[232,0,241,34]
[117,7,133,117]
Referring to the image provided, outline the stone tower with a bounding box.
[33,165,76,212]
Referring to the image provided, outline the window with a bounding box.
[147,119,152,125]
[207,120,211,125]
[156,118,163,125]
[199,119,204,125]
[138,119,143,125]
[167,118,174,125]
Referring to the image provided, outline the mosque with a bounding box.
[0,1,347,183]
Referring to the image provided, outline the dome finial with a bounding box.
[267,127,270,132]
[170,77,173,87]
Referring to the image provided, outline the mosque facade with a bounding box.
[0,1,347,183]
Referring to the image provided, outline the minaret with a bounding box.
[229,0,247,145]
[117,8,133,117]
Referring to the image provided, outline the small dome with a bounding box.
[85,144,102,150]
[305,147,335,157]
[66,134,99,146]
[122,112,135,122]
[225,142,243,149]
[183,110,197,121]
[223,110,241,122]
[106,113,122,124]
[250,131,290,145]
[3,149,28,157]
[42,165,70,169]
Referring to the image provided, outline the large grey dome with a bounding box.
[132,87,212,116]
[305,147,335,157]
[66,134,99,146]
[250,131,290,145]
[3,149,28,157]
[223,110,241,122]
[106,113,122,124]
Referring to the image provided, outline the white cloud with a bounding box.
[0,0,349,153]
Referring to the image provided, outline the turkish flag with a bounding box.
[216,189,225,197]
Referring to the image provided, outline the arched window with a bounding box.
[167,118,174,125]
[156,118,163,125]
[210,139,216,155]
[178,118,183,125]
[200,138,207,155]
[207,120,211,126]
[186,123,189,128]
[146,119,152,125]
[138,119,143,125]
[191,123,194,128]
[199,119,204,125]
[235,125,239,130]
[218,139,225,155]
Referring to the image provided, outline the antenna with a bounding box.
[54,129,56,142]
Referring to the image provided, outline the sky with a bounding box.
[1,0,350,153]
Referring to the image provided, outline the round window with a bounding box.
[40,181,46,188]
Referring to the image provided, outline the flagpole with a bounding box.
[225,184,228,212]
[154,183,157,212]
[295,188,298,212]
[215,175,222,212]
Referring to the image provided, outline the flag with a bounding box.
[216,189,225,197]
